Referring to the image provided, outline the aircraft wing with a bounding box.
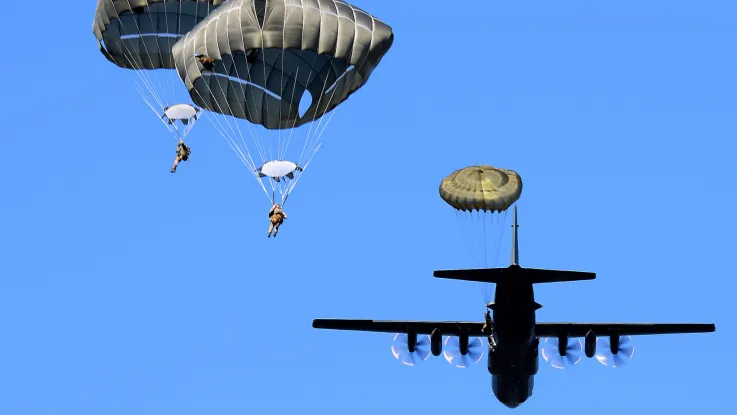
[313,319,486,336]
[536,323,715,337]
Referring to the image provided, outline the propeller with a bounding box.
[595,336,635,368]
[391,333,431,366]
[443,336,485,368]
[541,337,583,369]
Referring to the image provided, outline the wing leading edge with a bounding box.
[536,323,716,338]
[312,319,486,337]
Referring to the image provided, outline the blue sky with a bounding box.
[1,1,735,413]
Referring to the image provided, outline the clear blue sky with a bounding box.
[1,1,735,413]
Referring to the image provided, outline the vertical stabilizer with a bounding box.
[435,203,596,283]
[511,205,519,266]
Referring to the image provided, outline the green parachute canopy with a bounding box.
[171,0,394,130]
[92,1,225,141]
[93,0,225,70]
[167,0,394,205]
[439,165,522,213]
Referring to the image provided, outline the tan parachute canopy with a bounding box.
[92,0,226,70]
[439,165,522,212]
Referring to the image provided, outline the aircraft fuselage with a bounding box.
[488,273,539,408]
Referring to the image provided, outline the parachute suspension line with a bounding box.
[277,5,293,163]
[482,211,488,268]
[283,33,357,204]
[192,9,265,177]
[197,3,265,166]
[233,6,272,169]
[208,109,270,199]
[141,1,169,103]
[283,52,320,161]
[195,4,278,204]
[184,26,269,202]
[296,59,337,169]
[205,108,265,196]
[204,31,256,162]
[488,210,511,302]
[285,53,320,169]
[116,24,166,112]
[120,0,171,110]
[288,104,336,198]
[242,1,268,167]
[125,51,176,137]
[296,28,375,176]
[111,0,182,141]
[302,83,341,166]
[164,1,178,103]
[137,88,172,130]
[257,15,275,163]
[296,36,356,171]
[280,66,301,162]
[285,16,378,206]
[208,112,271,199]
[283,60,348,204]
[288,46,366,201]
[206,113,253,171]
[493,210,509,266]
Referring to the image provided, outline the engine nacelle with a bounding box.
[407,327,417,353]
[585,330,596,358]
[609,334,620,354]
[557,335,568,356]
[431,329,443,356]
[459,333,469,356]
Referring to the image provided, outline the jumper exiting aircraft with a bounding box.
[312,206,716,408]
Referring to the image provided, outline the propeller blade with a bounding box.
[391,333,431,366]
[443,336,485,368]
[541,338,583,369]
[595,336,635,368]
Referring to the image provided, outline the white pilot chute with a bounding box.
[162,104,201,139]
[257,160,304,182]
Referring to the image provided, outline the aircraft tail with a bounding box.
[433,205,595,284]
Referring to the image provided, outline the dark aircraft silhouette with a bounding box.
[312,206,716,408]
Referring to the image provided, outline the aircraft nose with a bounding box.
[502,400,520,409]
[492,375,531,408]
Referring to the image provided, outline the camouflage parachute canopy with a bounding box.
[171,0,394,130]
[92,0,226,69]
[439,165,522,213]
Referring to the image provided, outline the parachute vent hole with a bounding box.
[299,91,313,118]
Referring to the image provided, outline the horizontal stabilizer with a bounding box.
[434,268,506,284]
[434,265,595,284]
[525,268,596,283]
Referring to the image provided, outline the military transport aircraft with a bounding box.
[312,206,716,408]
